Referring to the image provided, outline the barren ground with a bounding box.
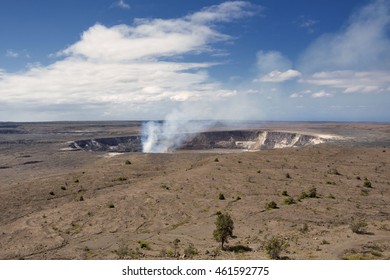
[0,121,389,260]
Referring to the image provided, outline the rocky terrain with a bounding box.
[0,121,389,260]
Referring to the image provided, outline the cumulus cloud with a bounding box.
[255,50,301,83]
[256,50,292,74]
[0,1,258,120]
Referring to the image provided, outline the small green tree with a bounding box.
[213,212,234,250]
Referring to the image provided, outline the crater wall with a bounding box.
[69,130,328,152]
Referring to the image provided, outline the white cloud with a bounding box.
[113,0,130,10]
[6,50,19,58]
[299,0,390,72]
[304,70,390,94]
[255,50,301,83]
[188,1,258,23]
[311,91,333,98]
[260,69,301,83]
[296,16,319,33]
[0,2,257,121]
[290,93,303,98]
[296,0,390,99]
[256,50,292,74]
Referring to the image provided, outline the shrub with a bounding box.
[173,238,181,256]
[363,180,372,188]
[308,187,317,198]
[299,223,309,233]
[299,192,308,200]
[264,236,289,259]
[218,193,225,200]
[360,189,369,196]
[299,188,317,200]
[116,176,127,182]
[266,201,278,210]
[108,203,115,208]
[184,243,199,258]
[214,158,219,162]
[350,219,368,234]
[138,240,150,250]
[125,160,132,165]
[285,173,291,179]
[281,190,289,196]
[283,197,295,205]
[60,186,67,190]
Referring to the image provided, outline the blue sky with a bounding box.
[0,0,389,122]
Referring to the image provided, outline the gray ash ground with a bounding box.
[0,121,389,260]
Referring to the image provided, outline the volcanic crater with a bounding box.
[69,130,331,153]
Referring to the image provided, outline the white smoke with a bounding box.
[141,110,215,153]
[140,89,265,153]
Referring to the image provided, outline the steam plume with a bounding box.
[141,110,215,153]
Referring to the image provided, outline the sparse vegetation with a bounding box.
[138,240,151,250]
[299,187,317,200]
[350,218,368,234]
[266,201,278,210]
[308,187,317,198]
[172,238,181,257]
[264,236,289,259]
[184,243,199,258]
[360,189,369,196]
[213,212,234,250]
[283,197,296,205]
[115,176,127,182]
[299,223,309,233]
[363,179,372,188]
[115,242,143,259]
